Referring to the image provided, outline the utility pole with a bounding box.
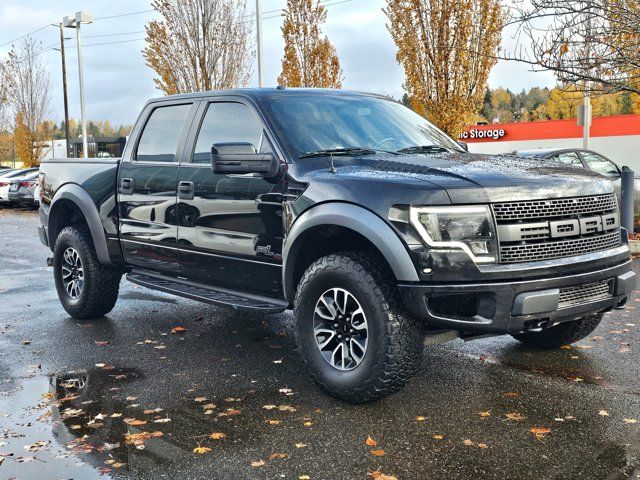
[582,9,592,149]
[53,23,71,158]
[256,0,263,87]
[63,12,93,159]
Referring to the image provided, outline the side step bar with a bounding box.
[126,270,289,313]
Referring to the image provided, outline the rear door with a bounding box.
[117,100,198,274]
[176,98,285,297]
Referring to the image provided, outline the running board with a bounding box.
[126,270,288,313]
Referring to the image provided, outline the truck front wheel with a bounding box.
[53,226,122,319]
[511,314,604,349]
[294,252,423,403]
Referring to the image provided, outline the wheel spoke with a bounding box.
[314,328,336,350]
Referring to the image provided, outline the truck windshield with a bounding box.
[263,93,463,159]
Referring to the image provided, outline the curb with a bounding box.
[629,240,640,255]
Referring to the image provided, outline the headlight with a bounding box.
[409,205,497,263]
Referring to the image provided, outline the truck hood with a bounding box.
[317,151,614,204]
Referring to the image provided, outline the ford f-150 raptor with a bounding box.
[37,88,636,402]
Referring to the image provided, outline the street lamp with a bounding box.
[63,11,93,159]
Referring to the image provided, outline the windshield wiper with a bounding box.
[396,145,451,155]
[299,147,399,159]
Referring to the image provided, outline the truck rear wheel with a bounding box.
[294,252,423,403]
[511,314,604,349]
[53,226,121,319]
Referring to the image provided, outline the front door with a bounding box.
[176,99,285,297]
[118,101,196,274]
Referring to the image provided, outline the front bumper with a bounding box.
[399,259,636,334]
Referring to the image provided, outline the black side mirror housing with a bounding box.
[457,141,469,152]
[211,142,279,176]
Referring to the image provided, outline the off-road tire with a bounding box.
[511,314,604,349]
[294,251,423,403]
[53,225,121,319]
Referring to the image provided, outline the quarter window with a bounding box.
[136,104,191,162]
[581,151,619,175]
[193,102,266,163]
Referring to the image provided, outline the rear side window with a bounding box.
[552,152,582,167]
[192,102,265,163]
[136,104,191,162]
[581,151,619,175]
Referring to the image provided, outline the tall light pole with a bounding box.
[51,23,71,158]
[63,11,93,159]
[255,0,263,87]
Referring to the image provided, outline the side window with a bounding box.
[552,152,582,167]
[582,151,619,175]
[193,102,266,163]
[136,104,191,162]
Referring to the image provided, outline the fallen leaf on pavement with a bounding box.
[623,419,637,424]
[598,410,610,416]
[365,436,377,446]
[477,443,489,449]
[171,326,187,334]
[268,453,287,460]
[433,434,444,440]
[503,392,520,398]
[124,419,147,426]
[266,419,281,425]
[95,341,109,346]
[295,443,307,448]
[193,446,211,454]
[416,416,426,421]
[530,427,551,437]
[505,412,526,421]
[251,460,265,467]
[463,439,474,446]
[210,432,226,439]
[194,397,207,403]
[124,431,163,446]
[303,421,312,427]
[369,473,397,480]
[370,449,385,456]
[478,411,491,417]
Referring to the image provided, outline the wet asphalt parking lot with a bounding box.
[1,207,639,480]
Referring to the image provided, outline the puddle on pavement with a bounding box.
[1,366,305,478]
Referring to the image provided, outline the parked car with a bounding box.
[38,89,635,403]
[0,168,37,204]
[515,148,640,227]
[8,171,39,207]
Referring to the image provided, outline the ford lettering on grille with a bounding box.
[492,194,622,263]
[497,212,620,242]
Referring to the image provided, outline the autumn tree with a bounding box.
[5,37,50,167]
[507,0,640,95]
[278,0,343,88]
[144,0,254,95]
[385,0,504,137]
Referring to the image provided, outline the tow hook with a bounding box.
[46,257,53,267]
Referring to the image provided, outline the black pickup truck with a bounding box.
[38,88,636,402]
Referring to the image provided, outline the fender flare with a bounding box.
[282,202,420,303]
[49,184,112,265]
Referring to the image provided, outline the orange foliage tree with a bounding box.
[384,0,504,137]
[278,0,343,88]
[144,0,254,95]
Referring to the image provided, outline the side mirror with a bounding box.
[457,141,469,152]
[211,142,279,176]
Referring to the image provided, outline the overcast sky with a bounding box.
[0,0,556,126]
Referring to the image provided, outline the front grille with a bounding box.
[500,231,621,263]
[494,194,621,264]
[494,194,618,221]
[558,280,613,309]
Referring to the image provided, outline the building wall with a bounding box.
[462,115,640,173]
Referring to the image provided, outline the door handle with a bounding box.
[120,177,134,195]
[178,181,195,200]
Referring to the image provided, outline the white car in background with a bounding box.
[0,168,37,204]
